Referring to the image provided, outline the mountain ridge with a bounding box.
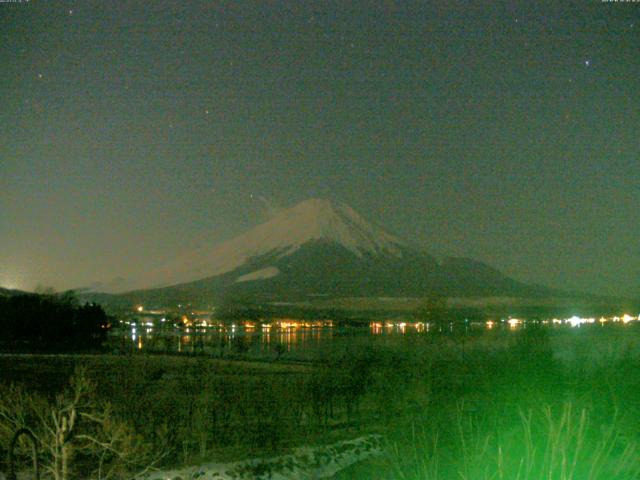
[85,198,562,305]
[101,198,407,292]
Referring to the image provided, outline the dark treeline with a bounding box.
[0,292,111,351]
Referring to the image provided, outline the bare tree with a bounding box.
[0,367,166,480]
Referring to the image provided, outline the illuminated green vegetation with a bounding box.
[341,325,640,479]
[1,325,640,478]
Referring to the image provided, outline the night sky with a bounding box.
[1,1,638,296]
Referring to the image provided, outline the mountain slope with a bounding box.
[129,198,406,291]
[95,198,559,306]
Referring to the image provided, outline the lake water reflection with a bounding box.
[112,315,636,359]
[113,319,482,358]
[117,320,344,357]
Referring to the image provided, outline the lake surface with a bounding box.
[109,312,639,361]
[110,319,463,358]
[107,317,576,359]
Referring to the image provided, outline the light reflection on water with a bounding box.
[118,322,342,355]
[117,320,459,356]
[114,316,637,356]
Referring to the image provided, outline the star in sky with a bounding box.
[1,0,639,296]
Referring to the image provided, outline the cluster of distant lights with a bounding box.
[129,307,640,336]
[499,314,640,329]
[126,314,334,348]
[371,315,640,332]
[370,322,427,334]
[128,308,334,332]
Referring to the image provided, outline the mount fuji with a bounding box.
[92,199,555,306]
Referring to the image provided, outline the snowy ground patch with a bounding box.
[235,266,280,283]
[137,434,383,480]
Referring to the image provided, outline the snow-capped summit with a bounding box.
[134,199,405,290]
[253,198,405,257]
[84,198,557,303]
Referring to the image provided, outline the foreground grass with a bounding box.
[341,325,640,479]
[2,324,640,478]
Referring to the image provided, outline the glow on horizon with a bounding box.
[0,276,26,291]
